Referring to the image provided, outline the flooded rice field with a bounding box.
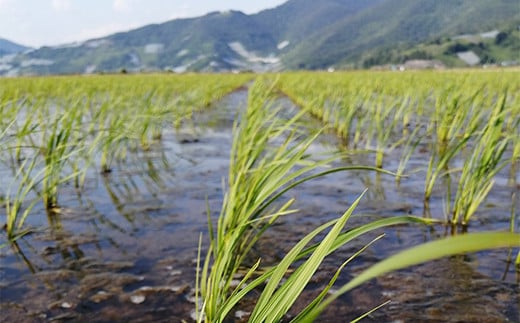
[1,89,518,322]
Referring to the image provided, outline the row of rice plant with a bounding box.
[276,70,519,226]
[2,71,518,320]
[196,77,520,322]
[0,73,252,241]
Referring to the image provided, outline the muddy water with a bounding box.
[1,90,518,322]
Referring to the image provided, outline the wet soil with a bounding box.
[1,89,518,322]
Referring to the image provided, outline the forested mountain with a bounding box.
[1,0,518,75]
[0,38,31,56]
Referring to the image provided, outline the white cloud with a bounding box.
[0,0,14,10]
[113,0,131,12]
[52,0,71,11]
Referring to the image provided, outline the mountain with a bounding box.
[278,0,520,69]
[1,0,519,76]
[361,20,520,68]
[0,38,31,56]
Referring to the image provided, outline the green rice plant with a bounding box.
[423,88,483,205]
[246,193,369,322]
[198,78,325,321]
[300,231,520,321]
[511,136,520,187]
[1,73,253,238]
[0,118,15,149]
[368,96,407,168]
[39,109,84,209]
[96,114,132,173]
[197,78,434,322]
[12,112,38,165]
[451,93,510,225]
[197,76,519,321]
[334,96,359,148]
[135,89,163,150]
[395,126,423,185]
[506,94,520,187]
[4,155,42,241]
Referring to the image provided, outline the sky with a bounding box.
[0,0,287,48]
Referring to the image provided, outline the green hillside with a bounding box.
[282,0,520,68]
[1,0,519,75]
[0,38,31,56]
[360,21,520,68]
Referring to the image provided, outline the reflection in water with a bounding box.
[11,240,38,274]
[355,172,387,201]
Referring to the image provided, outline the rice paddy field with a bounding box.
[0,70,519,322]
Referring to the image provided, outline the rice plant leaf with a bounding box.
[250,192,365,322]
[301,232,520,322]
[248,218,339,322]
[217,216,431,319]
[298,215,436,260]
[353,300,393,323]
[291,234,385,322]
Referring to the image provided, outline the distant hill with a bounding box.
[0,38,31,56]
[361,21,520,68]
[1,0,519,75]
[276,0,520,69]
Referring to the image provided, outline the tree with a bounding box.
[495,31,508,45]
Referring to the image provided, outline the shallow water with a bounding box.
[1,89,518,322]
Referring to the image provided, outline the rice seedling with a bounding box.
[197,78,327,321]
[276,70,516,227]
[2,70,518,320]
[366,95,405,168]
[39,109,85,209]
[1,73,253,242]
[197,78,435,322]
[96,112,132,174]
[5,155,41,240]
[195,74,520,322]
[506,93,520,187]
[451,93,510,225]
[423,87,483,206]
[395,126,423,185]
